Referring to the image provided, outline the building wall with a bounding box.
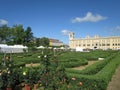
[49,38,64,46]
[69,32,120,50]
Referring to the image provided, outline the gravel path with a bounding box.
[72,61,99,70]
[107,65,120,90]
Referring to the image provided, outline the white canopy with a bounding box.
[0,44,28,53]
[76,47,83,52]
[37,46,45,49]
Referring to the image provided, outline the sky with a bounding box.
[0,0,120,44]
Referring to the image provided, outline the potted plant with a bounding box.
[6,75,13,90]
[0,72,6,90]
[0,70,14,90]
[32,68,41,90]
[0,55,16,90]
[23,70,31,90]
[23,67,40,90]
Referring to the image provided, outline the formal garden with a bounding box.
[0,49,120,90]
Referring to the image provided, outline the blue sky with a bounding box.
[0,0,120,44]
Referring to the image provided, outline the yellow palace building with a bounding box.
[69,32,120,50]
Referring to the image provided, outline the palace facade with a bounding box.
[69,32,120,50]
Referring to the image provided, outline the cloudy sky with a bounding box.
[0,0,120,44]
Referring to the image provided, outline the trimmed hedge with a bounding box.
[66,53,116,75]
[59,58,88,68]
[67,51,120,90]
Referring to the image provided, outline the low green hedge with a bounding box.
[60,58,88,68]
[66,52,120,90]
[96,54,120,82]
[67,73,107,90]
[66,53,117,75]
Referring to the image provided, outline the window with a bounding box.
[107,44,110,46]
[87,44,90,46]
[102,44,105,46]
[115,44,117,46]
[83,44,86,46]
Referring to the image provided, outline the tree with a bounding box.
[0,25,12,43]
[12,25,25,44]
[36,38,40,47]
[24,27,34,46]
[0,25,35,46]
[39,37,49,47]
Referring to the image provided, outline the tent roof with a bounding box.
[37,46,45,48]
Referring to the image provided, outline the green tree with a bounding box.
[0,25,12,43]
[39,37,49,47]
[24,27,34,46]
[12,25,25,44]
[36,38,40,47]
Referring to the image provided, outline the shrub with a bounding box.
[60,58,88,68]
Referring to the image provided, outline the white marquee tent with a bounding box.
[76,47,83,52]
[37,46,45,49]
[0,44,28,53]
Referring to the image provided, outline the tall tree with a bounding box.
[12,25,25,44]
[0,25,12,43]
[24,27,33,46]
[0,25,7,43]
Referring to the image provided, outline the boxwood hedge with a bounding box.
[67,51,120,90]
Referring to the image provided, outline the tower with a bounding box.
[69,32,74,40]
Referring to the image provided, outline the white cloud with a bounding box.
[72,12,107,23]
[61,29,71,35]
[0,19,8,25]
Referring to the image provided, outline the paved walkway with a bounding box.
[107,65,120,90]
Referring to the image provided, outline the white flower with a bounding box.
[7,68,9,70]
[23,72,26,75]
[38,56,41,58]
[9,64,11,67]
[44,55,47,58]
[8,71,10,74]
[71,77,76,80]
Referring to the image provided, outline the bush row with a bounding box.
[67,51,120,90]
[60,59,88,68]
[58,50,115,62]
[66,52,117,75]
